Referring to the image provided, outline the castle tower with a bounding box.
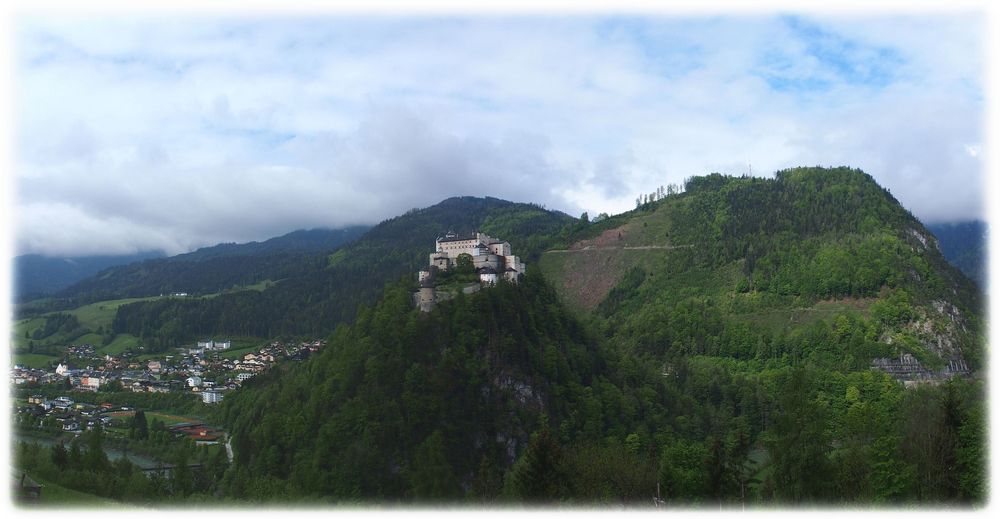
[418,284,437,312]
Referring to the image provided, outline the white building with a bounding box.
[478,266,499,285]
[198,339,232,351]
[236,373,254,382]
[55,364,70,377]
[186,376,203,388]
[202,391,224,404]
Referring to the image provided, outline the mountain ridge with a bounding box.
[218,167,985,504]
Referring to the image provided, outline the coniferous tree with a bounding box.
[507,422,565,502]
[408,430,460,501]
[131,410,149,440]
[51,441,69,470]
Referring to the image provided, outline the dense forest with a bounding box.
[214,168,986,505]
[219,275,984,504]
[17,226,369,312]
[105,198,576,343]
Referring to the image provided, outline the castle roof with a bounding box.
[477,266,497,274]
[437,231,479,243]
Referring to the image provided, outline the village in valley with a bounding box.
[11,338,326,443]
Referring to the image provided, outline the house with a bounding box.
[79,375,102,391]
[55,364,70,376]
[186,376,203,388]
[27,395,45,405]
[236,373,254,382]
[147,360,162,374]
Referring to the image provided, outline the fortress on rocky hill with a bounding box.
[415,231,526,312]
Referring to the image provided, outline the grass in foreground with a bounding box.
[13,471,128,508]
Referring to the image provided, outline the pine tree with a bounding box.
[132,410,149,440]
[507,422,564,502]
[407,430,460,501]
[51,441,69,470]
[68,437,83,469]
[84,421,110,473]
[171,447,194,497]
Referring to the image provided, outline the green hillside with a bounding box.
[541,167,983,370]
[217,168,985,505]
[106,197,576,347]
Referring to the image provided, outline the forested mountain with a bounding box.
[541,167,983,369]
[926,220,987,287]
[166,227,373,262]
[13,251,165,300]
[219,167,985,505]
[16,226,369,316]
[106,197,576,346]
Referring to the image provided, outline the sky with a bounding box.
[10,10,986,257]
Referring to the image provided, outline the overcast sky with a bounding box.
[12,13,985,257]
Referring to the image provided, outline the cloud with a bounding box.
[16,105,576,256]
[13,14,984,256]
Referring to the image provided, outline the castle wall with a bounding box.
[473,254,502,270]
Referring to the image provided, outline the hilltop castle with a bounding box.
[416,231,526,312]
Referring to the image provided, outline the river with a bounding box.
[15,432,165,470]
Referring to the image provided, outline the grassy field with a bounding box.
[221,343,264,360]
[15,471,127,507]
[12,289,269,363]
[13,353,59,369]
[13,289,268,354]
[146,411,204,426]
[237,279,277,292]
[11,317,48,350]
[11,296,162,351]
[68,296,164,330]
[108,410,207,427]
[96,334,141,356]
